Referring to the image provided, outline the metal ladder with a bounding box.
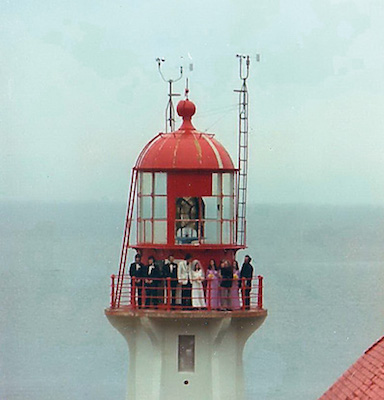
[116,168,138,307]
[235,55,250,246]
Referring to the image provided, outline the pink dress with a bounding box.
[206,269,220,309]
[231,270,241,310]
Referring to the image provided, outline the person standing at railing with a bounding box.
[206,259,220,310]
[240,255,254,310]
[220,260,233,310]
[144,256,162,308]
[231,260,241,310]
[178,253,193,309]
[163,255,178,307]
[191,260,206,309]
[129,253,145,308]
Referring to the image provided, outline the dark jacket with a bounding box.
[129,262,145,279]
[240,262,254,286]
[144,263,162,287]
[220,266,233,288]
[163,262,178,282]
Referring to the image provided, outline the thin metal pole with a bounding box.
[156,58,183,132]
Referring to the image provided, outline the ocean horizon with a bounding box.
[1,202,384,399]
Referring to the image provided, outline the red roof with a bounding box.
[135,99,235,171]
[319,336,384,399]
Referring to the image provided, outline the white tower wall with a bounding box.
[106,311,266,400]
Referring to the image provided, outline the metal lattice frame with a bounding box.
[235,55,250,246]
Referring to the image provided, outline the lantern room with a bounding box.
[132,98,241,265]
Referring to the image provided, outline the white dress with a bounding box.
[191,269,206,308]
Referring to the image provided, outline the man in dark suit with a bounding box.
[163,255,178,307]
[144,256,162,308]
[129,254,145,307]
[240,255,254,310]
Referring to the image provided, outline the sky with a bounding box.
[1,0,384,204]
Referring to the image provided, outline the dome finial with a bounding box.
[177,98,196,130]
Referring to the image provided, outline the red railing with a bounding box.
[109,276,264,311]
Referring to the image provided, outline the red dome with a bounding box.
[135,99,235,171]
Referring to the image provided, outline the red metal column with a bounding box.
[166,278,171,311]
[257,275,263,309]
[241,277,246,310]
[207,279,212,311]
[131,277,136,310]
[110,274,116,308]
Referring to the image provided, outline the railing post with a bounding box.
[166,278,171,311]
[111,274,116,308]
[142,280,146,308]
[241,277,246,311]
[207,278,212,311]
[131,277,136,310]
[257,275,263,309]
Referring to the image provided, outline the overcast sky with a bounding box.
[1,0,384,204]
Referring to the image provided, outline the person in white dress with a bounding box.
[191,260,206,309]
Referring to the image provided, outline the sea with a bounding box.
[1,202,384,400]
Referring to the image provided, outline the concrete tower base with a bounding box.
[105,309,267,400]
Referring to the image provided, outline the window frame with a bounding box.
[137,172,167,244]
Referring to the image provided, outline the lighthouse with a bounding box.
[105,66,267,400]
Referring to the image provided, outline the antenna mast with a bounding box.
[234,54,258,246]
[156,58,183,132]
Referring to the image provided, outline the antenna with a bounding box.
[234,54,260,246]
[156,58,183,132]
[185,78,189,99]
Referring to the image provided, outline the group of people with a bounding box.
[129,253,254,310]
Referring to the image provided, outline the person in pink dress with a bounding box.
[206,259,220,310]
[231,260,241,310]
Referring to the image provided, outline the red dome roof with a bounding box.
[135,99,235,171]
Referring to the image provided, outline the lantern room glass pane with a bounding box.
[202,197,220,220]
[204,221,219,244]
[222,173,233,195]
[154,173,167,195]
[153,221,167,244]
[141,196,152,219]
[212,173,220,196]
[138,221,144,243]
[222,197,233,220]
[144,220,152,243]
[222,221,232,244]
[154,196,167,219]
[141,172,152,195]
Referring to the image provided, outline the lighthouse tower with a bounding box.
[105,93,267,400]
